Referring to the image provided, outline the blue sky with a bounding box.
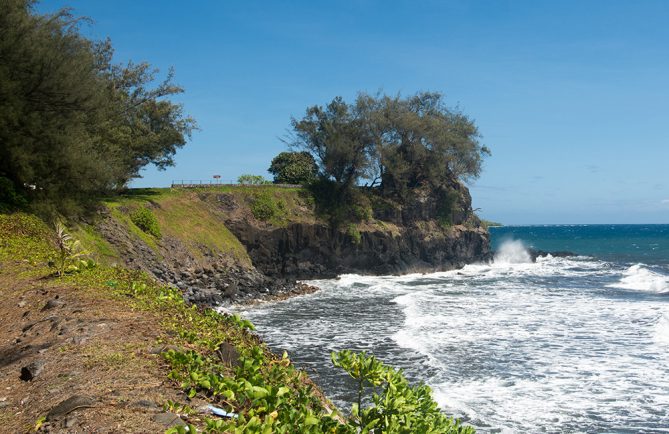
[39,1,669,224]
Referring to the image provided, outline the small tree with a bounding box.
[53,222,92,276]
[268,151,318,184]
[237,174,270,185]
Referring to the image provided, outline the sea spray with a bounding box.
[493,239,532,264]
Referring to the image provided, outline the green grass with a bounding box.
[71,223,119,261]
[0,212,55,266]
[152,193,252,266]
[106,203,162,254]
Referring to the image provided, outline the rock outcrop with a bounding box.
[225,220,489,278]
[91,185,491,306]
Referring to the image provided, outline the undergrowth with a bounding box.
[130,207,162,238]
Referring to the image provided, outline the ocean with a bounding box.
[240,225,669,433]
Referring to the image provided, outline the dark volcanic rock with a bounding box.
[46,395,95,420]
[152,412,186,428]
[225,221,490,279]
[528,249,576,262]
[20,359,44,381]
[217,342,240,367]
[41,298,64,311]
[95,184,491,308]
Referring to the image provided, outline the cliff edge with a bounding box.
[75,183,489,306]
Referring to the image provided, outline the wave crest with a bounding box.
[608,264,669,293]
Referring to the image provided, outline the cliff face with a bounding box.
[84,185,490,305]
[226,220,489,278]
[223,180,490,278]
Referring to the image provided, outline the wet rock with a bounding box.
[528,249,576,262]
[20,360,45,381]
[152,412,186,427]
[46,395,95,420]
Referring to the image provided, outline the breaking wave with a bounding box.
[608,264,669,293]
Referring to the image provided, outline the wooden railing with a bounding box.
[170,180,301,188]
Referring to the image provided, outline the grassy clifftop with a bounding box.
[47,186,489,299]
[73,186,318,268]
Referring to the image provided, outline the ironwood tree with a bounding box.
[288,92,489,218]
[0,0,196,215]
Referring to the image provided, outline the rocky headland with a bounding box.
[87,184,491,307]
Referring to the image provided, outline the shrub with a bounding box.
[346,224,362,245]
[130,207,161,238]
[250,192,285,222]
[332,350,475,434]
[268,151,318,184]
[238,174,270,185]
[0,176,27,212]
[52,221,95,276]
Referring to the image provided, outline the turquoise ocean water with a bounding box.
[242,225,669,432]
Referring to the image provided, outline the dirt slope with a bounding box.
[0,266,184,433]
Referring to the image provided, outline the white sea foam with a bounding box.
[493,239,532,264]
[243,239,669,432]
[608,264,669,293]
[655,313,669,345]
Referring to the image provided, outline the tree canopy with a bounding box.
[289,92,489,200]
[0,0,195,215]
[268,151,318,184]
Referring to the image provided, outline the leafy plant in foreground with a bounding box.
[332,350,475,434]
[52,222,94,276]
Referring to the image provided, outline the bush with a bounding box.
[346,224,362,245]
[268,151,318,184]
[250,193,285,222]
[130,207,161,238]
[332,350,475,434]
[238,174,270,185]
[0,176,27,212]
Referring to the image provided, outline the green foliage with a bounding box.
[436,189,459,228]
[0,212,476,433]
[290,92,489,215]
[52,221,95,276]
[268,151,318,185]
[238,174,271,185]
[291,97,371,189]
[130,207,161,238]
[0,1,195,217]
[331,350,475,434]
[0,213,54,266]
[250,192,286,223]
[0,176,27,212]
[346,224,362,246]
[306,178,370,227]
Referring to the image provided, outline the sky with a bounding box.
[38,1,669,224]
